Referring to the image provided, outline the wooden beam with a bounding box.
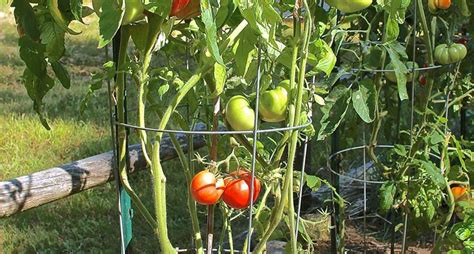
[0,128,207,217]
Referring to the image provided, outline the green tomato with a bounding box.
[259,86,289,123]
[435,43,467,65]
[225,96,255,131]
[325,0,372,13]
[385,61,419,83]
[92,0,144,25]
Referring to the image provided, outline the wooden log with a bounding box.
[0,126,207,217]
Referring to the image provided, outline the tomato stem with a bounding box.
[116,26,158,230]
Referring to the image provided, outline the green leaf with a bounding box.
[393,144,407,156]
[98,0,123,48]
[130,23,149,52]
[51,61,71,89]
[211,63,226,97]
[232,27,257,76]
[385,16,399,42]
[308,39,337,76]
[386,43,408,100]
[12,0,41,40]
[379,182,396,214]
[305,175,321,192]
[143,0,171,16]
[215,0,237,28]
[201,0,224,65]
[237,0,281,49]
[351,79,375,123]
[19,36,47,78]
[419,160,446,188]
[455,227,471,241]
[317,85,351,140]
[22,68,55,130]
[70,0,84,23]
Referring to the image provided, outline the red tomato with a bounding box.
[170,0,191,16]
[173,0,200,19]
[190,171,225,205]
[418,75,426,86]
[222,170,261,209]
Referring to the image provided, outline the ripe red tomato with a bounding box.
[418,75,426,86]
[190,171,225,205]
[222,170,261,209]
[173,0,200,19]
[170,0,191,16]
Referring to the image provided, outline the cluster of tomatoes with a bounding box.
[225,80,290,131]
[190,169,261,209]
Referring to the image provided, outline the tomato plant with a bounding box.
[190,171,225,205]
[222,170,261,209]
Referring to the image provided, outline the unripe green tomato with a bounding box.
[435,43,467,65]
[385,61,419,83]
[259,86,289,123]
[325,0,372,13]
[225,96,255,131]
[92,0,144,25]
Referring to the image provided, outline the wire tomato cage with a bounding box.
[105,27,314,253]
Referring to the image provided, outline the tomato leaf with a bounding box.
[51,62,71,89]
[386,43,408,100]
[12,0,41,40]
[351,79,375,123]
[317,85,351,140]
[379,182,396,214]
[22,69,55,130]
[419,160,446,188]
[201,0,224,65]
[98,0,123,48]
[305,174,321,192]
[307,39,337,76]
[237,0,281,49]
[385,16,399,42]
[233,27,257,76]
[143,0,171,17]
[211,63,226,97]
[19,36,47,78]
[70,0,84,23]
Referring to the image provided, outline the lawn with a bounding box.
[0,4,200,253]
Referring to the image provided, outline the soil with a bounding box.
[313,224,433,254]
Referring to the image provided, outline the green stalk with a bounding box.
[253,1,311,251]
[149,20,249,253]
[416,0,435,121]
[367,12,389,162]
[116,26,158,229]
[169,133,204,254]
[137,15,164,167]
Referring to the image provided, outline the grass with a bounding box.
[0,5,204,252]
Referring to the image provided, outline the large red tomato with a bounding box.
[222,170,261,209]
[190,171,225,205]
